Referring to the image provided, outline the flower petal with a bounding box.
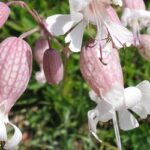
[132,105,147,119]
[35,70,46,84]
[87,109,102,143]
[118,109,139,131]
[136,80,150,94]
[4,122,22,150]
[46,14,76,36]
[0,120,7,141]
[104,83,124,111]
[135,80,150,117]
[121,8,132,26]
[69,0,91,12]
[70,11,83,22]
[124,87,142,108]
[97,100,114,122]
[65,20,87,52]
[89,90,99,103]
[105,20,134,48]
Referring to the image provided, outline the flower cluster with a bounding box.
[0,0,150,150]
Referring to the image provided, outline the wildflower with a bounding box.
[46,0,133,52]
[80,41,123,96]
[0,37,32,149]
[88,80,150,150]
[0,2,10,28]
[34,37,49,84]
[43,49,64,84]
[80,41,150,150]
[122,0,150,45]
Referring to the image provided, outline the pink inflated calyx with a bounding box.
[0,2,10,28]
[137,34,150,61]
[0,36,32,149]
[123,0,145,10]
[34,37,49,67]
[0,37,32,113]
[34,37,49,84]
[43,49,64,84]
[80,41,123,96]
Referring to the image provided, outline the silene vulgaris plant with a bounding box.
[0,0,150,149]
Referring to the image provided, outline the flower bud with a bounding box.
[80,41,123,96]
[34,37,49,84]
[34,37,49,66]
[123,0,145,10]
[43,49,64,84]
[137,34,150,61]
[0,2,10,28]
[0,37,32,112]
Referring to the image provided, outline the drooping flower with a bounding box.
[34,37,49,84]
[0,37,32,149]
[80,41,150,150]
[80,41,123,96]
[43,49,64,84]
[46,0,133,52]
[122,0,150,45]
[0,2,10,28]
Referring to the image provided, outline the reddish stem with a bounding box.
[7,1,41,23]
[7,1,53,38]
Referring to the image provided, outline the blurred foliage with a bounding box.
[1,0,150,150]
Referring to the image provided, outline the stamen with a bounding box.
[99,41,107,65]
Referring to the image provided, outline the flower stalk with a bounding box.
[19,27,39,39]
[7,1,41,23]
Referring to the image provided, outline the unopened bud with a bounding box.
[34,37,49,84]
[43,49,64,84]
[34,37,49,66]
[0,2,10,28]
[80,41,123,96]
[0,37,32,112]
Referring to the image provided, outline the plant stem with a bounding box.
[7,1,41,23]
[19,27,39,39]
[7,1,71,55]
[100,141,118,150]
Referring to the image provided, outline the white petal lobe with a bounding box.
[46,15,76,36]
[65,20,87,52]
[4,122,22,150]
[118,110,139,131]
[0,120,7,141]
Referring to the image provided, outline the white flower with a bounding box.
[88,80,150,150]
[0,102,22,149]
[46,0,133,52]
[122,1,150,45]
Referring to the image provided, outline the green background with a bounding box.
[1,0,150,150]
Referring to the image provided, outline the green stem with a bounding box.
[100,141,118,150]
